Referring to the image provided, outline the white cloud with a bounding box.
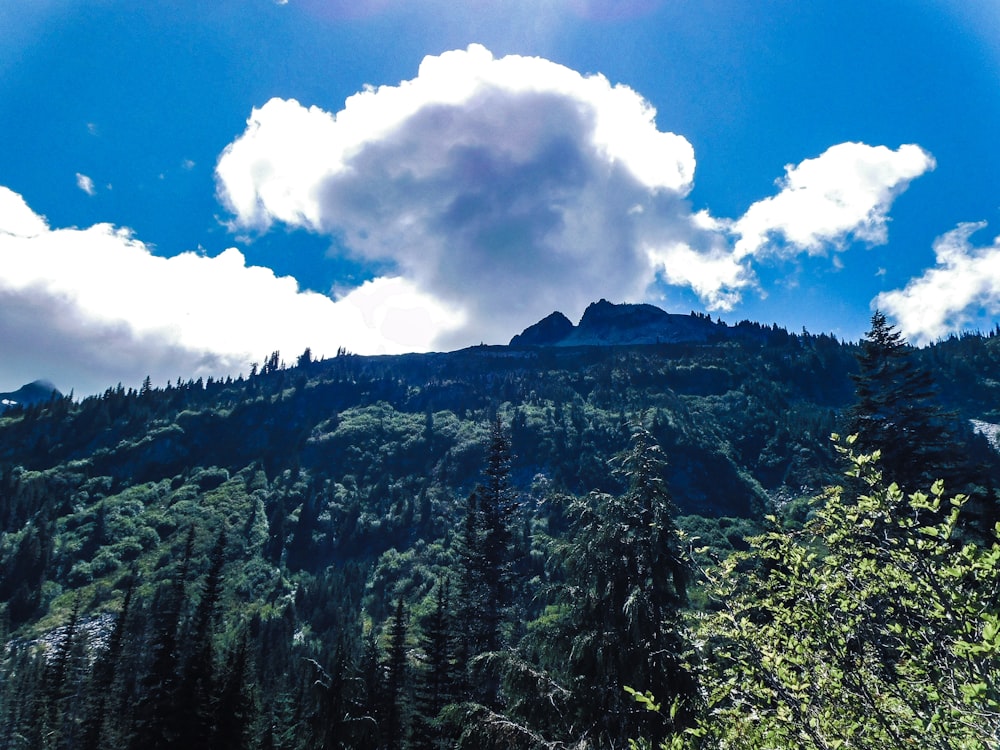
[1,49,937,395]
[732,142,934,260]
[647,241,751,311]
[217,44,699,345]
[336,276,465,349]
[0,188,463,395]
[0,186,48,238]
[641,142,934,311]
[876,222,1000,344]
[216,48,932,326]
[219,45,695,231]
[645,143,933,310]
[75,172,96,196]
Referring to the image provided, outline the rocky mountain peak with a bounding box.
[509,311,575,346]
[509,299,723,347]
[0,380,62,411]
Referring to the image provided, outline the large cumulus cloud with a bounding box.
[217,45,934,342]
[0,186,460,395]
[216,44,699,346]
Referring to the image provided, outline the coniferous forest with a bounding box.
[3,310,1000,748]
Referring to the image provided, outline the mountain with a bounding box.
[508,310,575,346]
[510,299,729,346]
[0,379,61,411]
[2,306,1000,748]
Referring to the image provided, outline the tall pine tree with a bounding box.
[82,576,135,750]
[453,416,517,708]
[847,310,960,493]
[546,425,698,747]
[44,593,86,749]
[410,579,455,750]
[383,598,409,750]
[212,630,255,750]
[129,525,196,750]
[478,415,516,655]
[177,527,228,750]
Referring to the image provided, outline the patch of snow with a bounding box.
[971,419,1000,453]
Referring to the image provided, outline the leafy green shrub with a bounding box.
[66,561,93,586]
[685,439,1000,749]
[113,538,143,562]
[90,548,121,577]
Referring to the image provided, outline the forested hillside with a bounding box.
[2,309,1000,748]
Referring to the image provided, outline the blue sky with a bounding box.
[1,0,999,395]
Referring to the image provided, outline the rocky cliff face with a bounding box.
[509,299,724,347]
[508,311,575,346]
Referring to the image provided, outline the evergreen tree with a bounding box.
[298,633,373,750]
[546,425,697,747]
[454,488,483,674]
[44,593,86,749]
[452,417,517,707]
[82,576,135,750]
[410,579,455,750]
[847,310,960,493]
[286,486,321,572]
[129,525,196,750]
[359,628,383,730]
[384,598,409,750]
[2,516,54,627]
[1,644,48,749]
[177,528,228,749]
[213,631,255,750]
[260,687,300,750]
[479,415,516,654]
[297,347,314,369]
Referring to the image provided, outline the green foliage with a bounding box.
[683,439,1000,749]
[2,326,1000,749]
[848,310,966,495]
[410,578,457,749]
[459,416,517,664]
[521,426,700,747]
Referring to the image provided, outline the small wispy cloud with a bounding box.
[877,222,1000,343]
[75,172,96,196]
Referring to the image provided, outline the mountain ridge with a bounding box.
[511,299,738,347]
[0,379,61,411]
